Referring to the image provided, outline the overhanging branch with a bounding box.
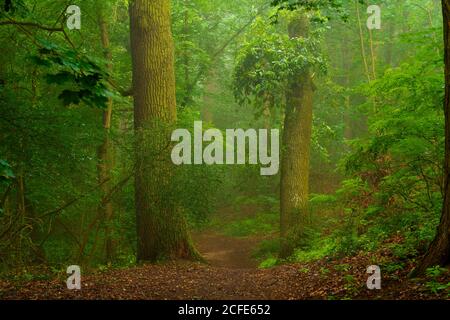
[0,20,64,32]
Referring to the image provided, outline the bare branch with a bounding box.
[0,20,64,32]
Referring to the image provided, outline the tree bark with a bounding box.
[279,14,314,258]
[413,0,450,276]
[129,0,199,262]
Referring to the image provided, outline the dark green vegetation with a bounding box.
[1,0,450,299]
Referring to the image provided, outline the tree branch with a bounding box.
[0,20,64,32]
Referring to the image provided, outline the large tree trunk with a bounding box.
[413,0,450,276]
[129,0,199,262]
[279,14,314,258]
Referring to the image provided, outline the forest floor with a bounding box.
[0,207,449,300]
[191,231,260,269]
[1,230,449,300]
[0,254,449,300]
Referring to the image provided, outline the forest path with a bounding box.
[0,213,443,300]
[190,204,270,269]
[191,231,260,269]
[0,255,436,300]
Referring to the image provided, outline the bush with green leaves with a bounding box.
[295,26,445,262]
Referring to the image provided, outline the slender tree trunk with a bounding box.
[182,0,191,107]
[402,5,410,34]
[368,27,377,80]
[279,14,314,258]
[355,0,371,83]
[16,175,25,263]
[341,31,353,140]
[263,92,272,130]
[413,0,450,276]
[129,0,199,261]
[96,4,115,263]
[384,21,394,67]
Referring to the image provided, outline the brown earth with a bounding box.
[192,231,261,269]
[0,207,448,300]
[0,257,448,300]
[0,231,449,300]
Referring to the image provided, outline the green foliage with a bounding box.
[425,266,450,295]
[426,266,448,279]
[0,0,133,269]
[342,274,359,298]
[0,159,14,183]
[320,266,330,277]
[253,238,280,261]
[270,0,348,22]
[299,23,444,261]
[223,212,278,237]
[32,40,113,108]
[259,257,278,269]
[299,267,310,273]
[233,16,325,114]
[172,0,267,107]
[309,193,337,208]
[382,261,405,274]
[293,237,335,262]
[232,195,279,212]
[334,263,351,272]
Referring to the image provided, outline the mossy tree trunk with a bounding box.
[279,14,314,259]
[129,0,199,262]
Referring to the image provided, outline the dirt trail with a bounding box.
[192,231,260,269]
[190,204,267,269]
[0,255,443,300]
[1,209,447,300]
